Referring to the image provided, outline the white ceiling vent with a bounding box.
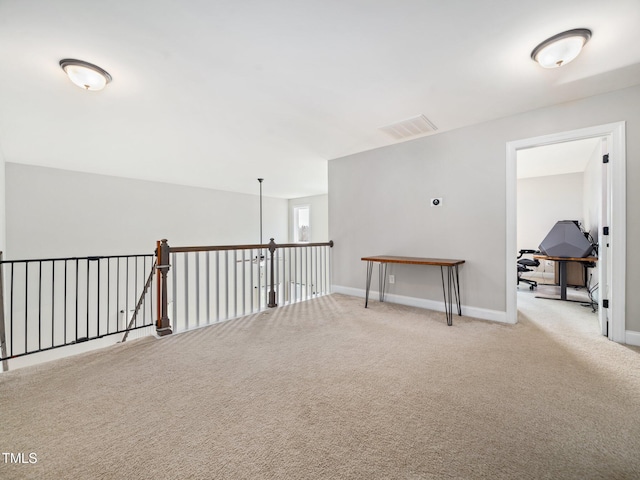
[379,114,438,140]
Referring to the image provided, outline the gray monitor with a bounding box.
[539,220,594,258]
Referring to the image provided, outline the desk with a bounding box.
[533,254,597,301]
[361,255,465,326]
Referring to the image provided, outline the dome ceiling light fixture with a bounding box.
[59,58,112,90]
[531,28,592,68]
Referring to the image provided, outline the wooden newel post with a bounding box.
[268,238,277,308]
[156,239,173,336]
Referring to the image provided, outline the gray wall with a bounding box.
[329,123,506,317]
[5,164,288,259]
[0,151,5,254]
[517,172,584,260]
[329,84,640,331]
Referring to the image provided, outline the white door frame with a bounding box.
[505,122,626,343]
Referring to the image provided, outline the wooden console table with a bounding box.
[533,254,597,301]
[361,255,465,326]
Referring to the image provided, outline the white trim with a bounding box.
[608,124,627,343]
[332,285,507,323]
[625,330,640,347]
[506,122,626,343]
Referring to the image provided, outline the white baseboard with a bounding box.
[332,285,508,324]
[625,330,640,347]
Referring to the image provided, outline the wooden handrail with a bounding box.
[169,240,333,253]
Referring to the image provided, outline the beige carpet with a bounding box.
[1,292,639,479]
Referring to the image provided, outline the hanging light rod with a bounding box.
[531,28,592,68]
[59,58,112,91]
[258,178,264,245]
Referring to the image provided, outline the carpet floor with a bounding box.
[1,292,639,479]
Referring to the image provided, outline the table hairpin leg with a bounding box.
[362,256,465,325]
[379,263,387,302]
[440,264,462,326]
[365,261,373,308]
[365,261,388,307]
[453,264,462,316]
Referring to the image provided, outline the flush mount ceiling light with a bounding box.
[59,59,112,90]
[531,28,592,68]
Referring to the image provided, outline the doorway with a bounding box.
[516,138,604,333]
[506,122,626,343]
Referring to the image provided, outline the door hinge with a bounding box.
[603,154,609,164]
[603,226,609,236]
[603,299,609,308]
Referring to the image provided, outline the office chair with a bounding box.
[517,249,540,290]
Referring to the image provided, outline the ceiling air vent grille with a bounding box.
[379,114,438,140]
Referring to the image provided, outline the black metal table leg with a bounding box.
[440,266,450,326]
[379,263,387,302]
[440,265,461,326]
[363,256,464,325]
[558,260,567,300]
[453,264,462,316]
[365,261,373,308]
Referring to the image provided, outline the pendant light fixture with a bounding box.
[531,29,592,68]
[59,59,112,90]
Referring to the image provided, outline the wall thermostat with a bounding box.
[431,198,442,207]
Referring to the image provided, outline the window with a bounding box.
[293,205,310,242]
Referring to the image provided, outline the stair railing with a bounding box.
[156,238,333,334]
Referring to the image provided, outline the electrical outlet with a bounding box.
[389,275,395,284]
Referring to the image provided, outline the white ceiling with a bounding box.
[1,1,639,198]
[517,137,602,179]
